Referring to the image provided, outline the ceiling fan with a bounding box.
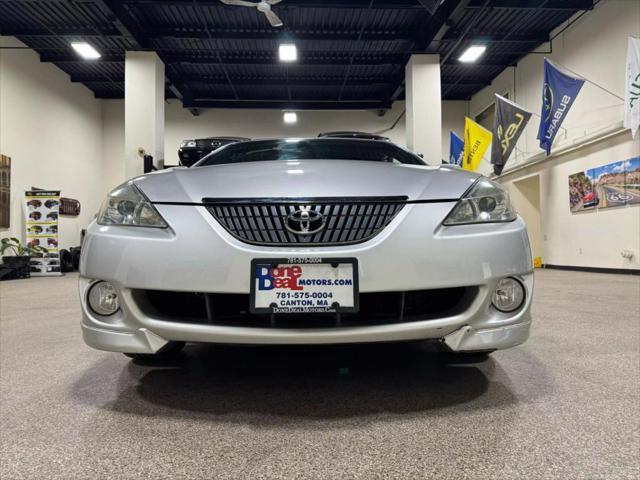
[219,0,284,27]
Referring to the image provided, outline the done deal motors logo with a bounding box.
[256,264,303,291]
[255,264,354,291]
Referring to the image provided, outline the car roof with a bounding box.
[317,131,389,140]
[194,136,250,141]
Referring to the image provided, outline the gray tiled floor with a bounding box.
[1,270,639,479]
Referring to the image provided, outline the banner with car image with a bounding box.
[25,190,62,276]
[568,156,640,212]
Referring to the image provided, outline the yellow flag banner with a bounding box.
[462,117,492,172]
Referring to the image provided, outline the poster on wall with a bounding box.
[625,157,640,205]
[25,190,62,276]
[0,155,10,228]
[592,160,627,209]
[568,156,640,212]
[568,170,597,212]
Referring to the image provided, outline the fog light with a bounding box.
[87,281,120,316]
[492,277,525,312]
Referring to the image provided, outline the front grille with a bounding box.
[133,287,478,329]
[204,197,407,246]
[188,139,215,148]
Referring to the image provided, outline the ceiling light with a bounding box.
[458,45,486,63]
[71,42,101,60]
[279,43,297,62]
[283,112,297,124]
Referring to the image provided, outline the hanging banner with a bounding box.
[25,190,62,276]
[462,117,492,172]
[537,58,585,155]
[491,94,532,175]
[449,131,464,166]
[624,36,640,138]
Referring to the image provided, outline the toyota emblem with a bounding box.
[285,206,325,235]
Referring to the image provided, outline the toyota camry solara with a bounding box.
[80,138,533,359]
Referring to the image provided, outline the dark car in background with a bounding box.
[178,136,249,167]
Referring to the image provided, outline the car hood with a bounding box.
[134,160,480,203]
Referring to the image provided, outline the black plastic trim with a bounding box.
[543,264,640,276]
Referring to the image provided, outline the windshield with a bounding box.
[195,139,425,166]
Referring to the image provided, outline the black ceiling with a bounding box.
[0,0,593,112]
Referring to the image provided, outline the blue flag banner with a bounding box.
[537,58,585,155]
[449,131,464,166]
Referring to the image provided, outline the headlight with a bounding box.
[443,178,516,226]
[97,181,167,227]
[180,140,197,148]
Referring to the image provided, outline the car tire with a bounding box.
[123,341,186,361]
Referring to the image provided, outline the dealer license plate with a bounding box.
[250,258,359,314]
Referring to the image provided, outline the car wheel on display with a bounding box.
[123,341,186,362]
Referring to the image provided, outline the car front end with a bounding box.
[80,139,533,355]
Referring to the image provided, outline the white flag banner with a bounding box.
[624,37,640,138]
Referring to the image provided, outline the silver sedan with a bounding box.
[79,138,533,359]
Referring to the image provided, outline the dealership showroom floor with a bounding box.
[2,0,640,479]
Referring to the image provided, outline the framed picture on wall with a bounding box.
[593,160,627,209]
[569,156,640,212]
[568,170,596,212]
[0,155,10,228]
[625,157,640,205]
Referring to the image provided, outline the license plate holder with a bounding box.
[250,258,359,315]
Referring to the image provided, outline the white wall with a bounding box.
[441,101,467,161]
[0,37,103,249]
[468,0,640,270]
[405,54,442,163]
[124,51,165,179]
[101,99,125,197]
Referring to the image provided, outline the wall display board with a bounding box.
[0,155,10,228]
[569,156,640,212]
[25,190,62,276]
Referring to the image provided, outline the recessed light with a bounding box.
[283,112,297,124]
[279,43,297,62]
[458,45,486,63]
[71,42,101,60]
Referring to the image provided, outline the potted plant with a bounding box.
[1,237,48,279]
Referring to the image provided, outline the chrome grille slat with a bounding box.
[205,197,407,246]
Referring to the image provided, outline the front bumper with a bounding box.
[79,203,533,352]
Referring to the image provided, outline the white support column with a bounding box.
[405,54,442,165]
[124,51,165,180]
